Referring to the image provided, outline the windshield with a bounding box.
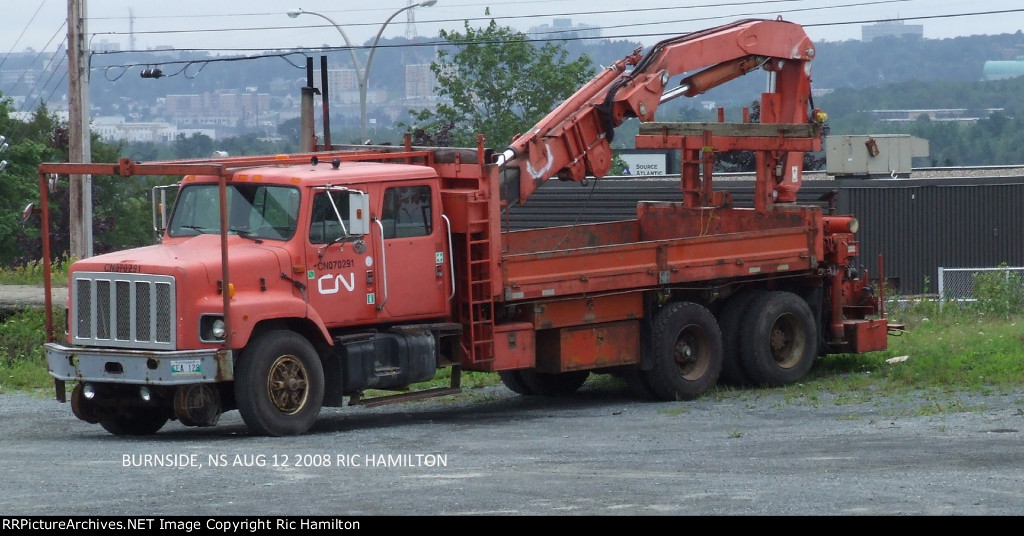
[167,183,300,241]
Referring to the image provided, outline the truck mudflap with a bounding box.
[45,343,233,385]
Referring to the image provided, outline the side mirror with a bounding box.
[348,192,370,236]
[22,203,40,224]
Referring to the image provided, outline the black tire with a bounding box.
[499,370,589,396]
[739,291,817,387]
[622,368,659,400]
[498,370,536,395]
[71,382,102,424]
[717,290,765,387]
[519,370,589,396]
[641,302,722,401]
[235,330,324,436]
[99,408,168,436]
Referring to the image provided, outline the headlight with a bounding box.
[211,319,226,338]
[199,315,226,342]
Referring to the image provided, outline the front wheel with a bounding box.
[235,330,324,436]
[99,408,168,436]
[641,301,722,401]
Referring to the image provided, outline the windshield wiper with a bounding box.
[176,224,210,235]
[229,228,263,244]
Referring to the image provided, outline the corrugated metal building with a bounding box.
[505,170,1024,295]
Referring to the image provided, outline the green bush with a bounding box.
[969,265,1024,318]
[0,307,64,392]
[0,258,72,286]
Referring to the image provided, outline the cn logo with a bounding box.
[317,273,356,295]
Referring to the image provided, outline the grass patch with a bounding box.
[816,315,1024,393]
[0,307,64,394]
[3,290,1023,420]
[0,259,72,286]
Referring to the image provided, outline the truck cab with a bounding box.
[47,156,458,436]
[164,158,453,334]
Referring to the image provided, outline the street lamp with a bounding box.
[288,1,438,143]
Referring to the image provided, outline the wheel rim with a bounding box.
[673,324,711,380]
[267,355,309,415]
[769,312,807,369]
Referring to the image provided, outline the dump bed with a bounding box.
[500,203,824,302]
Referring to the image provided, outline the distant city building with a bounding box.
[91,116,203,143]
[92,39,121,53]
[313,69,385,106]
[982,59,1024,81]
[322,69,359,93]
[527,18,601,42]
[405,64,436,99]
[164,91,271,130]
[866,108,1003,123]
[861,20,924,42]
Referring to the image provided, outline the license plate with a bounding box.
[170,359,202,375]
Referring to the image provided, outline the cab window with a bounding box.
[381,185,431,239]
[308,190,353,244]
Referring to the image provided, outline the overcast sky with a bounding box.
[1,0,1022,55]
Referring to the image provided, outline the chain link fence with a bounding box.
[937,266,1024,312]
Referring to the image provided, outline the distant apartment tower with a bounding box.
[315,69,386,106]
[92,39,121,53]
[405,64,436,99]
[527,18,601,41]
[165,91,270,129]
[862,19,923,41]
[323,69,359,93]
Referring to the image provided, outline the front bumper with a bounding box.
[46,343,233,385]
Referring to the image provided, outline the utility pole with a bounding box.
[68,0,93,258]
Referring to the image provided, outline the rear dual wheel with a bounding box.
[718,290,765,387]
[640,302,722,401]
[739,291,817,387]
[499,370,590,396]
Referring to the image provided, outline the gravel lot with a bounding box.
[2,379,1023,516]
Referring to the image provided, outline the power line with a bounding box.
[101,51,308,81]
[0,0,49,71]
[90,5,1024,60]
[82,0,813,22]
[6,26,69,144]
[87,2,1017,56]
[86,0,910,50]
[6,2,1022,107]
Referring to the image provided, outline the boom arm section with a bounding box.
[496,18,818,204]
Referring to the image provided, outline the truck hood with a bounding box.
[70,234,292,288]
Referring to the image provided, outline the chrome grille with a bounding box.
[72,272,176,349]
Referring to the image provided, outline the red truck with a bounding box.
[38,18,889,436]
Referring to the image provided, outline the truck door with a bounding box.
[304,187,377,327]
[374,183,450,319]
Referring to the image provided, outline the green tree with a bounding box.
[172,133,215,159]
[0,99,70,265]
[409,13,595,148]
